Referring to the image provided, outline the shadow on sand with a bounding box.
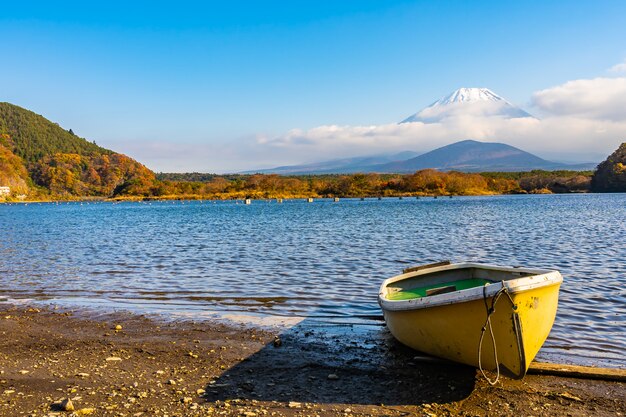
[203,317,477,406]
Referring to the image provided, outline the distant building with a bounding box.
[0,186,10,196]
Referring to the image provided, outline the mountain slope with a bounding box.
[401,87,533,123]
[371,140,569,173]
[250,140,594,175]
[0,102,155,198]
[0,103,110,163]
[244,151,420,174]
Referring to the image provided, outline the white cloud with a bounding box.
[609,60,626,73]
[252,75,626,167]
[261,115,625,163]
[532,77,626,121]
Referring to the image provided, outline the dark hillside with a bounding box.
[0,102,111,163]
[591,143,626,192]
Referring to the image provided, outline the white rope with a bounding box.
[478,281,514,385]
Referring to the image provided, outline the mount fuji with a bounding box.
[246,87,596,174]
[401,87,533,123]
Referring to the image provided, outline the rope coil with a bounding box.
[478,280,515,385]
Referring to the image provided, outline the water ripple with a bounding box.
[0,195,625,368]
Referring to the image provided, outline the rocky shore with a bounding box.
[0,305,624,416]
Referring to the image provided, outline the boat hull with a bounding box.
[379,263,561,379]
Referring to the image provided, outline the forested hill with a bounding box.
[0,103,111,163]
[591,142,626,192]
[0,102,155,198]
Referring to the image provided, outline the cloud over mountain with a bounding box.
[532,77,626,121]
[259,73,626,166]
[609,59,626,73]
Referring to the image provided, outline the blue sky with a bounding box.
[2,1,626,172]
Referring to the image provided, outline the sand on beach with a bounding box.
[0,305,624,416]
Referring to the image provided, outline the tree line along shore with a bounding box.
[1,102,625,202]
[0,169,598,203]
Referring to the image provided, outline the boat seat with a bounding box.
[386,278,493,301]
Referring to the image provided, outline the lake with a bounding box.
[1,194,624,368]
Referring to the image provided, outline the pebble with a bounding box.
[105,356,122,362]
[115,325,123,331]
[76,372,90,378]
[18,370,30,374]
[166,379,176,385]
[327,374,339,380]
[288,401,302,408]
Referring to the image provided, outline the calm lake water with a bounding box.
[1,194,624,368]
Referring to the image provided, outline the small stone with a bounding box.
[196,389,206,395]
[181,396,193,404]
[288,401,302,408]
[3,390,15,395]
[243,412,257,417]
[114,324,123,331]
[105,356,122,362]
[60,398,74,412]
[344,408,352,413]
[18,370,30,374]
[327,373,339,380]
[557,391,583,402]
[273,338,282,348]
[167,379,176,385]
[76,373,90,378]
[76,408,96,415]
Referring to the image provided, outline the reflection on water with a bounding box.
[0,194,624,368]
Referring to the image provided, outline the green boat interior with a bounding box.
[385,267,534,301]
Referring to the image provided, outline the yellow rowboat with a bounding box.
[378,261,562,382]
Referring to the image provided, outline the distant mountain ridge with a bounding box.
[368,140,588,172]
[247,140,596,174]
[242,151,420,175]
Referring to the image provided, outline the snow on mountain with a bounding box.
[401,87,533,123]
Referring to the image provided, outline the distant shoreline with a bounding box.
[0,190,594,205]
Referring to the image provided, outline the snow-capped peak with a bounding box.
[437,87,505,105]
[401,87,533,123]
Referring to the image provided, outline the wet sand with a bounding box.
[0,305,624,416]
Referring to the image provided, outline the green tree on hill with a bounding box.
[0,102,156,198]
[591,143,626,192]
[0,102,110,164]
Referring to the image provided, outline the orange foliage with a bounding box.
[0,144,30,195]
[32,153,155,196]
